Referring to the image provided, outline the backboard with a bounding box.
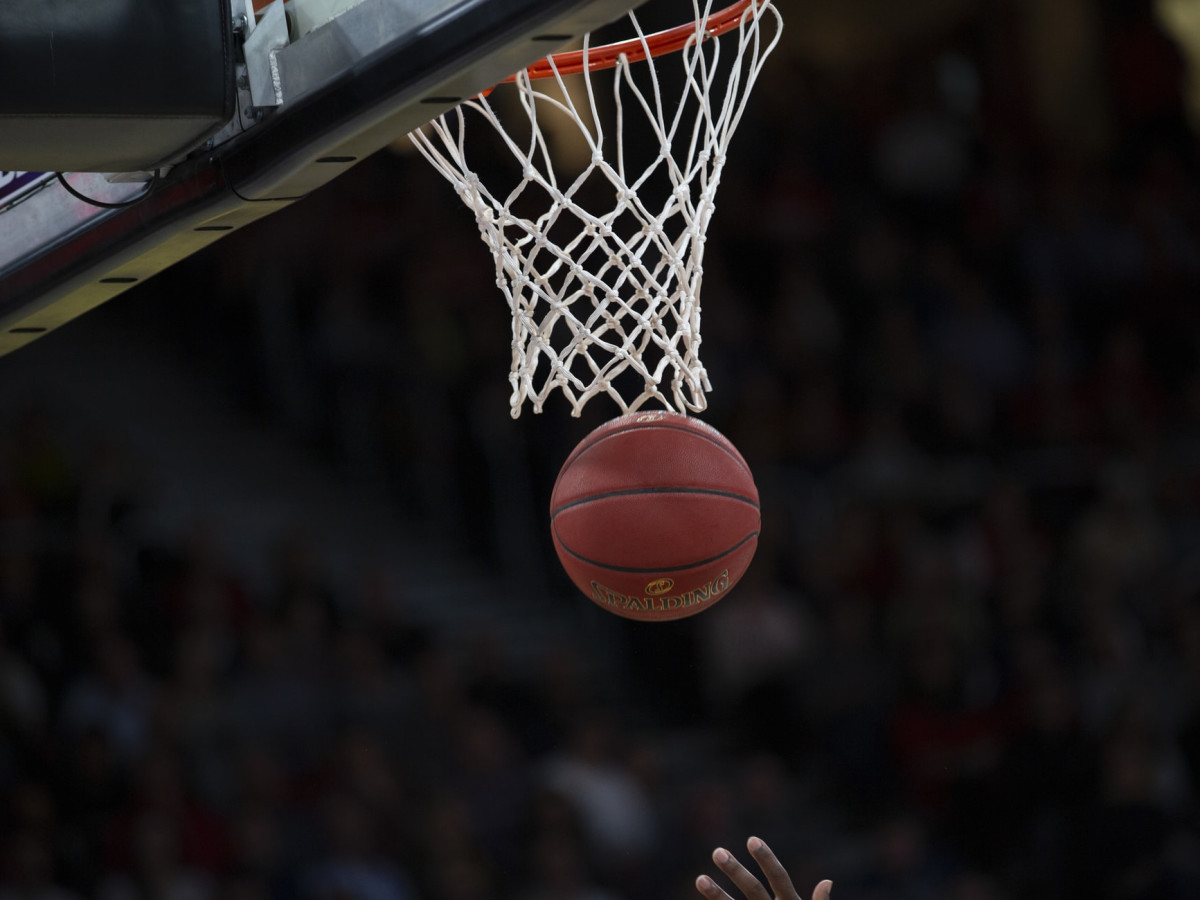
[0,0,640,357]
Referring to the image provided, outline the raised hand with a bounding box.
[695,836,832,900]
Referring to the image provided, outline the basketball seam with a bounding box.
[550,486,760,518]
[552,530,759,574]
[558,422,753,479]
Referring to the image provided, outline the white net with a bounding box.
[409,0,783,417]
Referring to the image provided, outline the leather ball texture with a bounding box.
[550,411,760,622]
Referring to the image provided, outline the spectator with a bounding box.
[301,793,416,900]
[58,632,155,767]
[0,829,83,900]
[541,713,657,868]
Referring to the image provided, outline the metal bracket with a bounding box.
[289,0,380,38]
[243,0,290,108]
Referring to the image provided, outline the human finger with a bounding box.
[712,847,774,900]
[811,879,833,900]
[746,836,800,900]
[696,873,737,900]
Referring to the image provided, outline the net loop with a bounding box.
[410,0,782,417]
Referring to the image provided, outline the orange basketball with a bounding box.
[549,411,759,621]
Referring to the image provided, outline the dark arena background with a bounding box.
[5,1,1200,898]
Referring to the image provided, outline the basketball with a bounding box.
[550,411,759,622]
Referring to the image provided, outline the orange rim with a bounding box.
[503,0,765,82]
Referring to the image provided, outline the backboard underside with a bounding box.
[0,0,640,357]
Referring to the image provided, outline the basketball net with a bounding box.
[409,1,783,417]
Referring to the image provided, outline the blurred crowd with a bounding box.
[6,0,1200,898]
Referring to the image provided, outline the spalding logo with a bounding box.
[645,577,674,595]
